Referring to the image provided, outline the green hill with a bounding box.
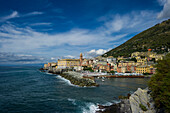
[103,19,170,57]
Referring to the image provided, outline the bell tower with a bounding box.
[80,53,83,66]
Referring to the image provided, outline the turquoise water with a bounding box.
[0,66,149,113]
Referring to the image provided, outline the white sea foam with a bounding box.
[102,102,113,106]
[47,98,56,101]
[82,102,99,113]
[56,75,78,87]
[82,100,120,113]
[45,72,53,75]
[55,75,96,88]
[67,98,77,105]
[112,100,121,104]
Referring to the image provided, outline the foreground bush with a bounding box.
[148,53,170,112]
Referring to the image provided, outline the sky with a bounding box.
[0,0,170,64]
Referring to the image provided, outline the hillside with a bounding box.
[103,19,170,57]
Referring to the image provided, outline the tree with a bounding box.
[148,53,170,112]
[83,67,94,72]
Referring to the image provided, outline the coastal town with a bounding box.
[43,49,166,77]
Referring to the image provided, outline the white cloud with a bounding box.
[104,15,124,33]
[0,23,126,54]
[64,55,75,59]
[51,57,56,60]
[23,11,44,16]
[158,0,167,5]
[0,52,46,64]
[88,49,96,53]
[98,10,159,35]
[86,48,111,58]
[88,49,107,55]
[157,0,170,19]
[30,22,52,26]
[0,11,19,22]
[0,10,162,59]
[0,11,44,23]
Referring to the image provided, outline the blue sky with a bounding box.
[0,0,170,64]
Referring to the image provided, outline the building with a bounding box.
[80,53,83,66]
[81,59,89,66]
[51,62,57,66]
[155,54,164,61]
[137,58,147,65]
[96,61,107,65]
[48,63,51,67]
[57,59,80,69]
[107,56,116,63]
[44,64,48,69]
[136,65,155,74]
[136,65,148,74]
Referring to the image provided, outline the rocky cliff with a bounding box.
[129,88,156,113]
[97,88,156,113]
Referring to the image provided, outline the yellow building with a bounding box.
[149,53,156,58]
[137,58,147,65]
[55,66,58,69]
[155,54,164,61]
[117,56,126,61]
[131,52,141,57]
[51,62,57,66]
[136,65,148,74]
[136,65,155,73]
[57,59,80,69]
[44,64,48,69]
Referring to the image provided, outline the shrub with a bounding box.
[139,104,148,111]
[148,53,170,112]
[110,71,115,74]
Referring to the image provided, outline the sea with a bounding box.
[0,66,149,113]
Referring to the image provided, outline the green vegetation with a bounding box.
[118,93,131,99]
[103,19,170,57]
[139,104,148,111]
[143,73,150,75]
[108,70,115,74]
[83,66,94,72]
[148,53,170,112]
[110,70,115,74]
[126,58,137,62]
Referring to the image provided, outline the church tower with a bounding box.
[80,53,83,66]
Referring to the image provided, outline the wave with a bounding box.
[67,98,99,113]
[111,100,121,104]
[102,102,113,106]
[55,75,97,88]
[55,75,79,87]
[67,98,119,113]
[44,72,54,75]
[82,102,99,113]
[67,98,77,105]
[82,100,121,113]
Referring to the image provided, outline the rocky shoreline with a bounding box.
[39,68,99,87]
[96,88,157,113]
[60,71,99,87]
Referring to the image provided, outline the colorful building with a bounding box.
[57,59,80,69]
[44,64,48,69]
[136,65,155,74]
